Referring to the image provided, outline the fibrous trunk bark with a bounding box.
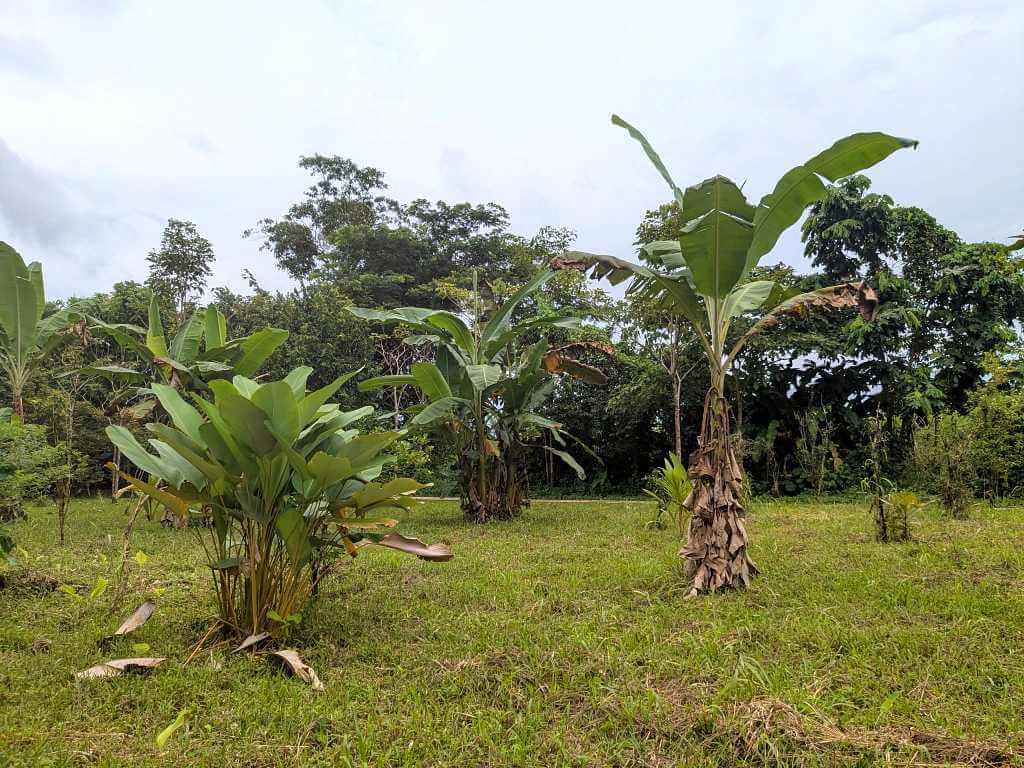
[460,451,529,523]
[680,388,757,595]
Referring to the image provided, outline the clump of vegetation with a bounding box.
[108,368,451,637]
[794,406,841,497]
[642,452,691,533]
[564,116,916,593]
[0,420,85,523]
[862,414,915,542]
[353,269,609,522]
[913,413,976,519]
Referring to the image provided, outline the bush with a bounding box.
[0,420,84,521]
[108,370,451,637]
[967,386,1024,499]
[913,414,976,518]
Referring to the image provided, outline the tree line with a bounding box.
[4,149,1024,511]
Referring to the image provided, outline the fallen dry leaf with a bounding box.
[376,532,453,561]
[76,657,166,679]
[271,650,324,690]
[102,600,156,644]
[233,632,271,653]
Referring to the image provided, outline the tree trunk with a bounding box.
[680,388,757,595]
[673,376,683,460]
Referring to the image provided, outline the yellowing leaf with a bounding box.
[155,706,191,748]
[133,550,149,566]
[89,576,108,600]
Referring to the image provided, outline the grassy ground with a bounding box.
[1,496,1022,767]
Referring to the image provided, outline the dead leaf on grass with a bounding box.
[270,649,324,690]
[76,657,166,679]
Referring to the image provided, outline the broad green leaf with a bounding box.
[424,312,475,356]
[357,374,417,392]
[611,115,684,208]
[231,328,288,377]
[465,364,502,392]
[169,310,204,363]
[151,440,207,489]
[679,207,754,299]
[480,269,555,349]
[544,446,585,479]
[106,425,173,479]
[203,306,227,349]
[748,132,918,269]
[350,477,430,511]
[284,366,313,397]
[410,396,469,426]
[639,274,705,330]
[411,362,452,400]
[151,383,204,443]
[298,370,358,426]
[145,295,169,359]
[335,432,400,470]
[253,381,300,443]
[681,175,755,223]
[25,261,45,324]
[209,380,277,455]
[275,506,312,569]
[723,280,776,319]
[0,243,34,355]
[89,575,108,600]
[307,452,354,487]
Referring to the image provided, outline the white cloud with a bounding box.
[1,0,1021,299]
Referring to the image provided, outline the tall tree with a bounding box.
[146,219,215,321]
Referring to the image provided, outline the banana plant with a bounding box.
[107,366,451,636]
[351,269,609,521]
[88,295,287,392]
[0,243,87,420]
[561,116,916,595]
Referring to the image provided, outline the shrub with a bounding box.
[108,369,451,637]
[642,453,691,534]
[913,413,976,518]
[0,420,84,521]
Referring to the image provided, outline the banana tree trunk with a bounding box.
[680,387,757,595]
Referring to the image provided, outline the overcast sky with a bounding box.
[1,0,1021,301]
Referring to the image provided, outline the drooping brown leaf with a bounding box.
[102,600,155,644]
[271,649,324,690]
[542,341,616,385]
[376,532,453,561]
[728,281,879,366]
[76,657,166,679]
[549,254,589,272]
[233,632,271,654]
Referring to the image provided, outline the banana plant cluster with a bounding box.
[560,115,916,594]
[88,295,287,393]
[107,367,451,635]
[351,269,608,521]
[0,243,87,420]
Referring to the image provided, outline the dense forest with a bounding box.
[4,152,1024,511]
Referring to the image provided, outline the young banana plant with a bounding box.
[0,243,88,421]
[560,115,916,595]
[350,268,609,521]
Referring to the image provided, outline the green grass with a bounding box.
[1,497,1023,767]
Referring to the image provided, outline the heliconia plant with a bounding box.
[561,115,916,595]
[107,366,451,636]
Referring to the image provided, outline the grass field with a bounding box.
[1,496,1022,767]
